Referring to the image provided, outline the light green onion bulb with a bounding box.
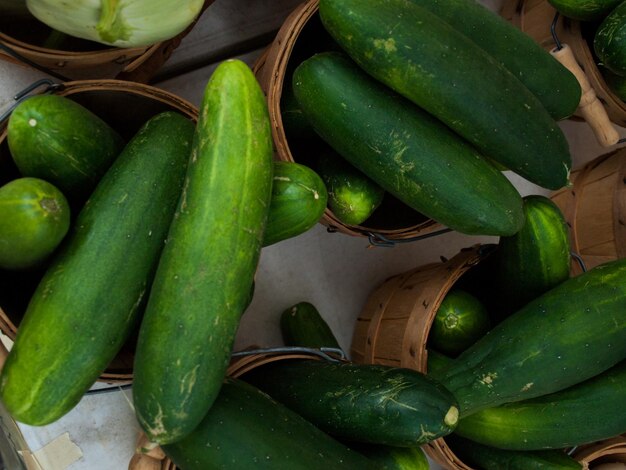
[26,0,205,48]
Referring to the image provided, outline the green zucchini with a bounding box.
[436,257,626,418]
[0,111,193,425]
[318,0,572,190]
[595,3,626,77]
[242,359,459,446]
[161,378,376,470]
[427,288,491,357]
[132,60,274,445]
[317,150,385,226]
[408,0,581,119]
[293,52,524,236]
[455,360,626,450]
[447,434,583,469]
[263,161,327,247]
[280,301,341,350]
[0,177,70,270]
[548,0,622,21]
[349,443,430,470]
[7,94,124,199]
[490,195,571,321]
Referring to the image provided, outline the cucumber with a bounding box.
[601,64,626,100]
[0,177,70,270]
[280,301,341,350]
[426,349,454,376]
[548,0,622,21]
[162,378,376,470]
[349,443,429,470]
[7,94,124,200]
[595,3,626,77]
[427,288,491,357]
[281,80,318,142]
[292,52,524,236]
[242,359,459,446]
[447,434,583,469]
[0,111,193,425]
[437,257,626,418]
[454,360,626,450]
[490,195,571,321]
[318,0,572,190]
[132,60,274,445]
[317,150,385,226]
[263,161,327,247]
[408,0,581,119]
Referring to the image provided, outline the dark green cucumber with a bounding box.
[426,349,454,377]
[455,360,626,450]
[427,288,491,357]
[161,378,376,470]
[601,64,626,100]
[549,0,622,21]
[350,443,429,470]
[437,257,626,418]
[281,80,319,142]
[293,52,524,236]
[280,301,341,350]
[409,0,581,119]
[595,3,626,76]
[317,150,385,226]
[243,359,459,446]
[490,195,571,320]
[7,94,124,199]
[0,111,193,425]
[263,161,327,247]
[133,60,274,445]
[0,177,70,270]
[319,0,572,190]
[447,434,583,469]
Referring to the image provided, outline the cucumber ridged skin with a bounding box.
[0,112,194,425]
[549,0,622,21]
[280,301,341,350]
[409,0,581,119]
[455,360,626,450]
[0,177,70,270]
[242,360,460,446]
[263,161,327,247]
[161,378,376,470]
[132,60,274,445]
[318,0,572,190]
[595,2,626,76]
[491,195,571,320]
[438,257,626,418]
[447,434,583,469]
[293,52,524,236]
[7,94,124,199]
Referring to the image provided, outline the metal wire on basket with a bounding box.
[0,78,63,124]
[0,42,70,82]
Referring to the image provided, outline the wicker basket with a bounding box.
[573,436,626,468]
[0,79,198,383]
[252,0,443,242]
[550,148,626,275]
[0,1,214,82]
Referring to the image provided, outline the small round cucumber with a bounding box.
[548,0,622,21]
[595,2,626,76]
[0,177,70,270]
[428,289,491,357]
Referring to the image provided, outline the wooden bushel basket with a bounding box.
[0,0,215,82]
[572,435,626,467]
[551,148,626,275]
[350,244,493,470]
[252,0,443,242]
[0,79,198,383]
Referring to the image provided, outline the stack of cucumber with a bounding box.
[281,0,582,236]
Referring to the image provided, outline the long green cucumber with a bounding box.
[455,360,626,450]
[161,378,376,470]
[319,0,572,190]
[0,111,193,425]
[280,301,341,350]
[263,161,327,247]
[243,359,459,446]
[0,177,70,270]
[7,94,124,200]
[549,0,622,21]
[132,60,274,445]
[293,51,524,236]
[408,0,581,119]
[349,443,430,470]
[447,435,583,469]
[595,2,626,76]
[437,257,626,417]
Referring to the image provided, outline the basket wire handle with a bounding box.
[549,13,621,147]
[0,42,70,82]
[0,79,63,124]
[366,227,453,248]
